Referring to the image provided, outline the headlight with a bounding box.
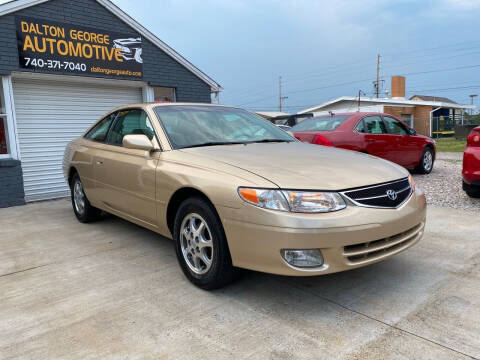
[238,187,346,213]
[408,174,415,191]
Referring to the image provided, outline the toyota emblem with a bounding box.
[386,189,397,201]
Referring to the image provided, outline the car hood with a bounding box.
[179,142,408,190]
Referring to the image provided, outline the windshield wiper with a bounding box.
[245,139,293,144]
[180,141,245,149]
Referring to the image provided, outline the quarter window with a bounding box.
[107,109,155,146]
[84,112,117,142]
[383,116,408,135]
[362,116,387,134]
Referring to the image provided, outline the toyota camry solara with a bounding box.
[63,103,426,289]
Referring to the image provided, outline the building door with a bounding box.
[12,75,143,202]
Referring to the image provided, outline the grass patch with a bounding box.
[434,137,467,152]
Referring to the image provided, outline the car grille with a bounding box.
[343,223,423,264]
[341,178,411,208]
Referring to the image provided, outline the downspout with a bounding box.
[429,107,441,138]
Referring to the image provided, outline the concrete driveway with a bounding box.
[0,199,478,359]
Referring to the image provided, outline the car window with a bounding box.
[355,119,365,133]
[291,115,350,132]
[107,109,155,146]
[84,112,117,142]
[383,116,408,135]
[154,105,292,149]
[363,116,387,134]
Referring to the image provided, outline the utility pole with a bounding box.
[373,54,383,98]
[357,90,366,112]
[469,94,477,115]
[278,76,288,112]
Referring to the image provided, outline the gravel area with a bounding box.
[412,152,480,211]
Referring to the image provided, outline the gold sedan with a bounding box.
[63,103,426,289]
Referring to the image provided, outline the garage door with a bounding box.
[13,77,143,202]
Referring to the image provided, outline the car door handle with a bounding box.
[96,160,103,165]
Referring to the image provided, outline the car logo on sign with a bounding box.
[386,189,397,201]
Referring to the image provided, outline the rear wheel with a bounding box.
[416,147,434,174]
[70,173,102,223]
[173,196,235,289]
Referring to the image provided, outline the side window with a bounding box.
[355,119,365,133]
[107,109,155,146]
[383,116,408,135]
[363,116,387,134]
[84,112,117,142]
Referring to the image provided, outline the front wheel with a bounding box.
[466,191,480,198]
[70,173,102,223]
[173,196,236,289]
[416,147,434,174]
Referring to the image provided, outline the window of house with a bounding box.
[153,87,175,103]
[0,80,10,158]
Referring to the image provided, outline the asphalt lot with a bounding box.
[0,199,479,359]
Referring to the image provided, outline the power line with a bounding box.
[223,43,480,102]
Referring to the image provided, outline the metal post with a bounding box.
[376,54,380,98]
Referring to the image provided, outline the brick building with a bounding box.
[299,76,474,137]
[0,0,221,208]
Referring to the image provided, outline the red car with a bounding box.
[462,126,480,198]
[292,112,436,174]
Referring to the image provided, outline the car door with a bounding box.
[382,116,418,167]
[81,111,118,204]
[357,115,394,161]
[94,109,159,225]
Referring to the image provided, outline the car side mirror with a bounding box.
[123,134,154,151]
[408,128,416,135]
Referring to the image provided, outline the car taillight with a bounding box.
[467,131,480,147]
[313,134,333,146]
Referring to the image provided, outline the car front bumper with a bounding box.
[218,188,426,276]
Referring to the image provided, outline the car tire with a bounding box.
[70,173,102,223]
[466,191,480,198]
[173,196,236,290]
[416,147,434,174]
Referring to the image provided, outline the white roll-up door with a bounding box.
[13,76,143,202]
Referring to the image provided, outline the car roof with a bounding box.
[110,102,242,112]
[311,112,395,118]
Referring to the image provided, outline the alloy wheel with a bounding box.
[423,151,433,172]
[180,213,214,275]
[73,180,86,215]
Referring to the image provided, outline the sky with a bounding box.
[6,0,480,112]
[108,0,480,113]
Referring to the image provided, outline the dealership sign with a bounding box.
[16,16,143,78]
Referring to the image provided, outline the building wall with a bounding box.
[0,0,212,102]
[383,106,414,119]
[0,159,25,208]
[384,105,431,136]
[413,105,433,136]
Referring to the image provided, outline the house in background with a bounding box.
[298,76,475,137]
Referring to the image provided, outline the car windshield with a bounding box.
[291,115,350,132]
[154,105,294,149]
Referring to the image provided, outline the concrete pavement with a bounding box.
[0,199,478,359]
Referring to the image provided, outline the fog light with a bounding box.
[281,249,324,268]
